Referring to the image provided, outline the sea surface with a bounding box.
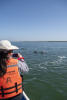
[12,41,67,100]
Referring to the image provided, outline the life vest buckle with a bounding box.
[1,86,4,97]
[15,82,18,93]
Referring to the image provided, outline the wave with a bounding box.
[38,63,47,70]
[58,56,67,59]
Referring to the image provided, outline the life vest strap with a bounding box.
[0,87,22,95]
[1,86,4,97]
[15,82,18,93]
[0,83,22,97]
[0,83,22,90]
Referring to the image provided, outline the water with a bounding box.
[12,41,67,100]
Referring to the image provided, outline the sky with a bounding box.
[0,0,67,41]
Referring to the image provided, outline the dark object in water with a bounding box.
[21,48,25,50]
[39,51,45,54]
[33,51,38,54]
[33,50,46,54]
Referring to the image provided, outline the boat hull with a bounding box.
[21,91,30,100]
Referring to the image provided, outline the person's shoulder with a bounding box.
[7,58,18,66]
[10,58,18,63]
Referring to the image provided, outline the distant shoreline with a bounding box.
[12,41,67,42]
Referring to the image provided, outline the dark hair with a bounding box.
[0,51,9,77]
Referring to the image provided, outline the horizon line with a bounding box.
[11,40,67,42]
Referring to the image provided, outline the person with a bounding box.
[0,40,29,100]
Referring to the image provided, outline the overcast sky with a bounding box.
[0,0,67,41]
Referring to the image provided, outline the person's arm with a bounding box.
[17,53,29,74]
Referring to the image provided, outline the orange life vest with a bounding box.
[0,58,23,99]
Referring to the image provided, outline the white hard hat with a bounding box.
[0,40,19,50]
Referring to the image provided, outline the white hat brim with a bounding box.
[6,45,19,50]
[0,40,19,50]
